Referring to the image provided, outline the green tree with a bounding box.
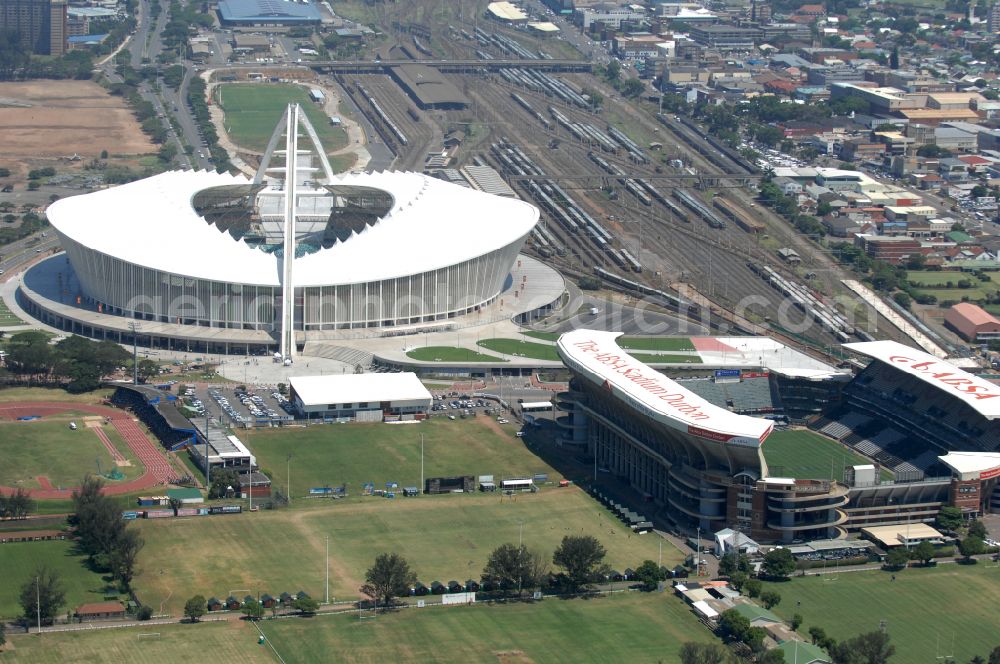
[729,571,748,591]
[763,548,795,579]
[482,543,537,596]
[360,552,416,609]
[791,613,803,630]
[208,467,241,500]
[184,595,206,622]
[679,641,735,664]
[989,645,1000,664]
[758,650,787,664]
[605,59,621,81]
[621,78,644,98]
[719,608,752,643]
[884,547,910,570]
[718,552,751,576]
[552,535,607,590]
[809,626,831,648]
[293,595,320,614]
[890,45,900,69]
[912,540,935,566]
[19,566,65,627]
[136,358,161,382]
[71,475,125,562]
[0,620,5,648]
[633,559,665,591]
[937,506,964,531]
[744,578,762,598]
[241,598,263,620]
[831,630,895,664]
[110,528,144,590]
[760,590,781,609]
[968,520,988,540]
[960,535,985,562]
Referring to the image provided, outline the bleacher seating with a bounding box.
[845,362,1000,453]
[111,387,192,450]
[680,377,779,415]
[820,420,852,440]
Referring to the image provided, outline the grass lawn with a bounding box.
[0,387,112,404]
[627,353,702,364]
[246,418,555,497]
[478,339,562,362]
[218,84,348,153]
[405,346,505,362]
[1,592,712,663]
[762,429,889,481]
[906,270,998,302]
[521,330,560,342]
[0,539,110,620]
[2,620,271,663]
[762,564,1000,664]
[0,298,24,325]
[618,337,695,352]
[133,488,681,616]
[0,421,134,490]
[260,592,713,663]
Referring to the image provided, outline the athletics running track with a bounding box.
[0,402,179,499]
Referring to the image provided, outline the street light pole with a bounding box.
[287,454,292,504]
[128,321,141,385]
[325,535,330,605]
[36,575,41,635]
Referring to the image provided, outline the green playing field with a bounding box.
[218,84,348,153]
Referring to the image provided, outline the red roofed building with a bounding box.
[958,155,990,174]
[76,601,126,621]
[796,3,826,16]
[764,79,798,95]
[944,302,1000,342]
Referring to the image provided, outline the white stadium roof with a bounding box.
[844,340,1000,420]
[557,330,773,447]
[46,170,538,287]
[937,452,1000,481]
[289,373,432,407]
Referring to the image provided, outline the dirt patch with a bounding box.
[496,650,535,663]
[0,80,154,176]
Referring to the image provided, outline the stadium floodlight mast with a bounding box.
[255,103,336,363]
[127,321,141,385]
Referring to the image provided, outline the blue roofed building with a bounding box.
[217,0,322,26]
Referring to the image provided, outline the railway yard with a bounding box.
[239,0,909,353]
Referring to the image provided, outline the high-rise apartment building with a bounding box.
[0,0,67,56]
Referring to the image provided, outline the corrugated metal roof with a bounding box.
[290,373,432,406]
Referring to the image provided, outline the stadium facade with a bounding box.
[557,331,1000,543]
[36,105,538,356]
[556,330,849,543]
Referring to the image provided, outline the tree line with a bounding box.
[17,476,144,627]
[2,331,132,392]
[70,476,145,591]
[0,488,34,520]
[357,534,668,611]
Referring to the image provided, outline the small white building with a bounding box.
[714,527,760,557]
[289,373,432,421]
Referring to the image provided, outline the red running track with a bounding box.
[91,426,126,464]
[0,402,180,499]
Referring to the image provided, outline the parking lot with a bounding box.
[182,383,294,427]
[429,394,511,423]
